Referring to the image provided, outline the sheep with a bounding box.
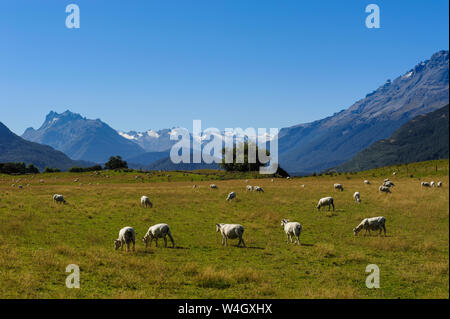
[353,192,361,203]
[226,191,236,201]
[141,195,153,208]
[437,181,443,187]
[192,184,198,189]
[271,179,274,182]
[74,178,79,183]
[216,223,246,247]
[430,181,435,187]
[334,183,344,192]
[364,180,371,184]
[246,185,253,191]
[392,172,397,176]
[53,194,66,204]
[316,197,335,211]
[281,219,302,245]
[379,185,391,193]
[383,181,395,188]
[353,217,386,236]
[384,178,390,182]
[286,176,290,180]
[210,184,218,189]
[142,223,174,248]
[253,186,264,192]
[421,182,431,188]
[301,184,305,188]
[114,226,136,251]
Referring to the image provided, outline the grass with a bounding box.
[0,160,448,298]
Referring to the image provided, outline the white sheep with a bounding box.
[193,184,198,189]
[114,226,136,251]
[253,186,264,192]
[383,181,395,188]
[437,181,443,187]
[421,182,431,188]
[141,195,153,208]
[246,185,253,191]
[334,183,344,192]
[353,217,386,236]
[210,184,218,189]
[364,180,371,184]
[430,181,435,187]
[316,197,335,211]
[216,223,246,247]
[281,219,302,245]
[142,223,174,248]
[353,192,361,203]
[53,194,66,204]
[384,178,390,182]
[379,185,391,193]
[226,191,236,201]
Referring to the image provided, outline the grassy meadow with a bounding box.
[0,160,448,298]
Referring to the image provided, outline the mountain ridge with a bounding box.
[278,50,449,173]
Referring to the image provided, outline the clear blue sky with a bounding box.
[1,0,448,135]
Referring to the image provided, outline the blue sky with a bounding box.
[1,0,448,135]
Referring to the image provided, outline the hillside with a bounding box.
[336,104,449,172]
[22,110,145,163]
[0,121,90,171]
[278,50,449,174]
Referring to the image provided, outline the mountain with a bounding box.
[22,110,145,163]
[0,121,90,171]
[126,151,170,168]
[278,50,449,174]
[336,104,449,172]
[143,156,220,171]
[118,129,175,152]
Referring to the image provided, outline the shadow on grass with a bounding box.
[300,243,314,247]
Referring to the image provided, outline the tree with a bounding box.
[219,142,289,177]
[104,156,128,170]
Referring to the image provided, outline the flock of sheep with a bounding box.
[9,173,443,252]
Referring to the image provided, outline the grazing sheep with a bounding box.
[334,183,344,192]
[141,195,153,208]
[379,185,391,193]
[364,180,371,184]
[39,179,44,183]
[271,179,274,182]
[210,184,218,189]
[216,223,246,247]
[281,219,302,245]
[253,186,264,192]
[142,223,174,248]
[74,178,79,183]
[353,217,386,236]
[421,182,431,188]
[353,192,361,203]
[301,184,305,188]
[430,181,435,187]
[114,226,136,251]
[392,172,397,175]
[246,185,253,191]
[192,184,198,189]
[384,178,390,182]
[316,197,335,211]
[53,194,66,204]
[286,176,290,180]
[226,191,236,201]
[383,181,395,188]
[437,181,443,187]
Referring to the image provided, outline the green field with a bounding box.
[0,160,448,298]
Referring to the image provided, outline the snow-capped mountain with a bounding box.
[22,110,145,163]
